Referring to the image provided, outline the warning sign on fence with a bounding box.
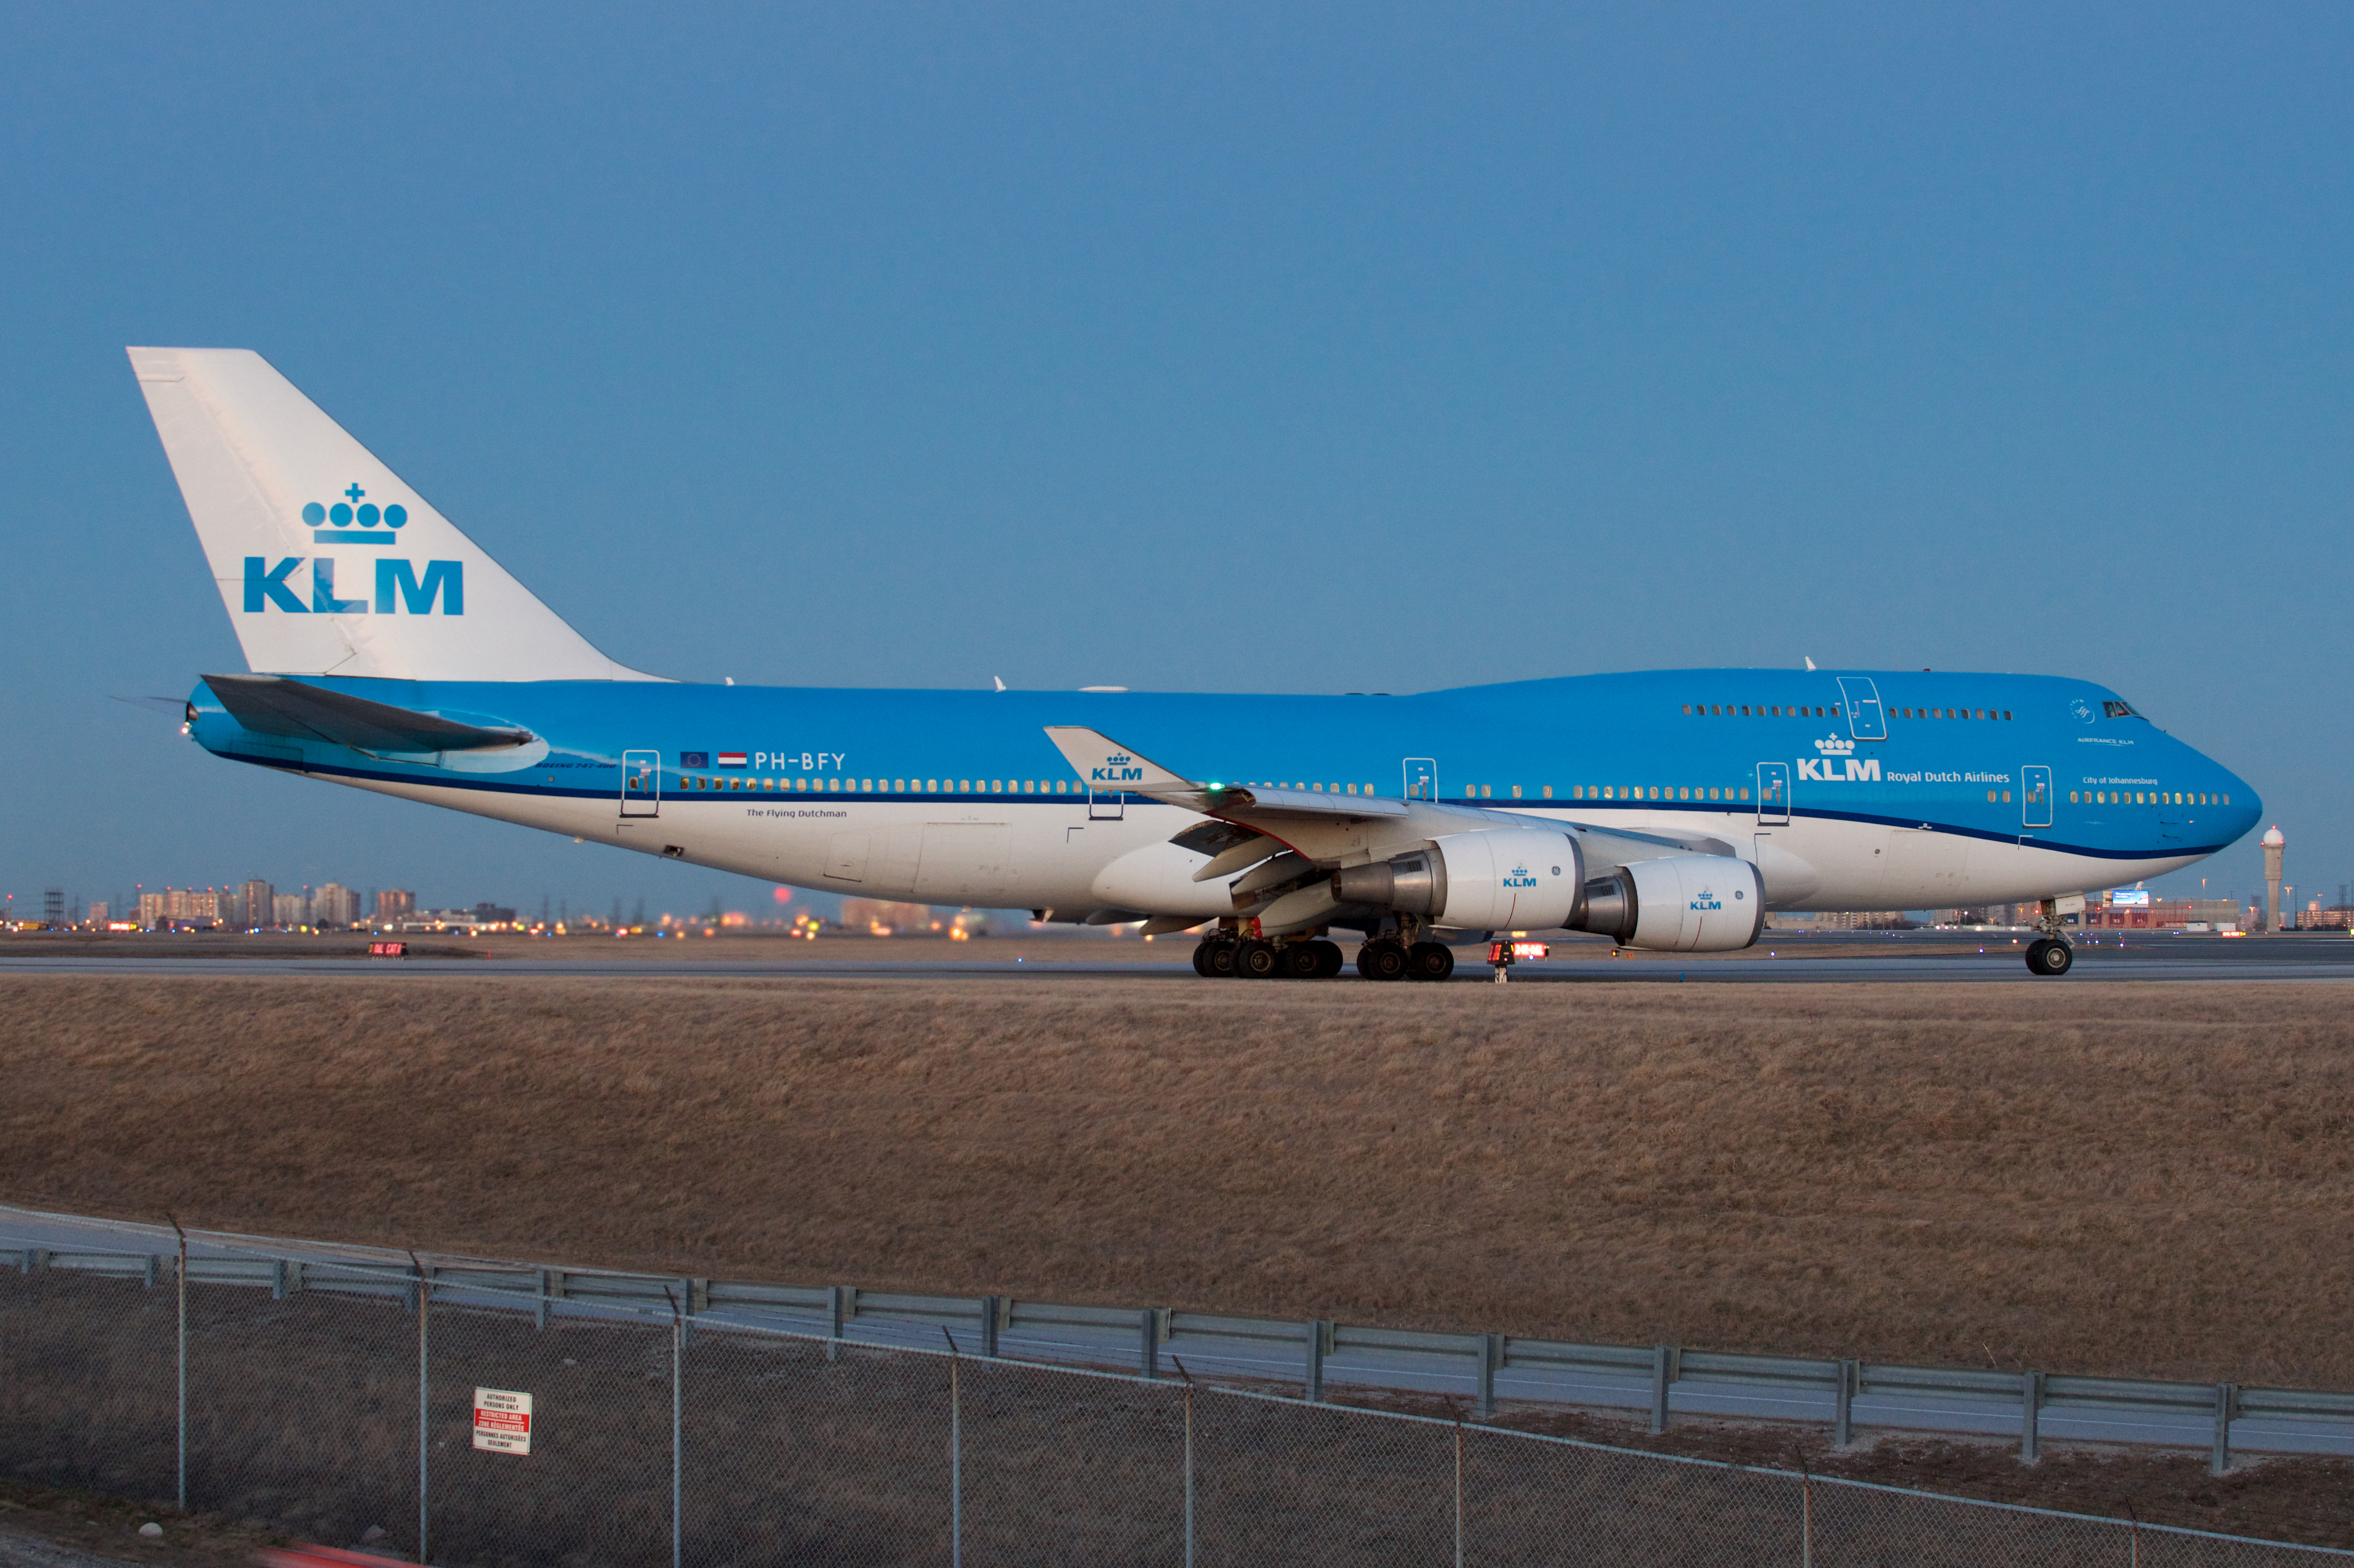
[472,1388,532,1455]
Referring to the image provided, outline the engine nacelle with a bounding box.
[1576,854,1763,952]
[1330,829,1584,931]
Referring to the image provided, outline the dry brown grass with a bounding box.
[3,976,2352,1390]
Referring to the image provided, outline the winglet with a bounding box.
[1042,727,1199,795]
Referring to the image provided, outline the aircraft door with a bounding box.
[1088,783,1125,821]
[1756,761,1790,826]
[1404,758,1438,801]
[1837,677,1888,741]
[621,750,660,817]
[2022,765,2053,830]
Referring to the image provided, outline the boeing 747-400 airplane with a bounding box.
[129,347,2260,978]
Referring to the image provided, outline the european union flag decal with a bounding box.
[680,752,708,768]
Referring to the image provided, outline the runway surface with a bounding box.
[4,935,2352,982]
[5,1205,2348,1461]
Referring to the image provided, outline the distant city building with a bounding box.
[139,888,220,928]
[314,883,360,927]
[376,888,416,920]
[2070,893,2241,931]
[239,878,274,929]
[86,901,108,925]
[273,892,309,927]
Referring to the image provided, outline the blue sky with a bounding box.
[3,4,2349,920]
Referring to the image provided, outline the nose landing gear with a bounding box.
[2024,896,2077,976]
[2025,938,2074,976]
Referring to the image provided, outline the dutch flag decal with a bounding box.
[716,752,747,768]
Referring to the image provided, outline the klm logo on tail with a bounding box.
[302,483,408,544]
[242,482,462,616]
[244,556,463,616]
[1091,750,1144,783]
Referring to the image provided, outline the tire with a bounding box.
[1203,940,1238,978]
[1281,942,1325,979]
[1407,941,1456,982]
[1311,940,1346,978]
[1237,940,1281,979]
[1191,941,1215,977]
[2027,938,2074,977]
[1357,940,1410,982]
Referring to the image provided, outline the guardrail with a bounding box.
[10,1242,2349,1474]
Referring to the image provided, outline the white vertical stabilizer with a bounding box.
[128,347,659,682]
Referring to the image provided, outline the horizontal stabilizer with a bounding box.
[205,674,533,754]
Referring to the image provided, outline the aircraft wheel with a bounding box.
[1281,942,1325,980]
[1356,939,1410,982]
[1237,940,1281,980]
[1192,941,1215,977]
[1310,939,1346,978]
[1407,941,1456,982]
[1203,940,1239,978]
[2026,938,2074,977]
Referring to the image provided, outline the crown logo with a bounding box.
[302,483,407,538]
[1106,753,1132,766]
[1813,733,1856,756]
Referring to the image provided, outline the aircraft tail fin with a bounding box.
[127,347,659,682]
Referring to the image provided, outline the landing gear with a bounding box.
[1236,939,1282,979]
[2025,938,2074,977]
[1357,939,1410,982]
[2025,896,2076,977]
[1281,940,1344,979]
[1406,941,1456,982]
[1193,939,1238,978]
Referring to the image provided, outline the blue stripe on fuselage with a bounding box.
[186,666,2261,861]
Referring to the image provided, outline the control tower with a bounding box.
[2262,825,2286,934]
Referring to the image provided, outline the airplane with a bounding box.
[128,347,2262,978]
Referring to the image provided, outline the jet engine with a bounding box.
[1576,854,1763,952]
[1330,829,1585,931]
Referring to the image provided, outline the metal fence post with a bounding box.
[2212,1382,2237,1475]
[980,1295,1000,1359]
[1306,1320,1329,1403]
[1140,1309,1160,1380]
[535,1269,551,1332]
[670,1290,684,1568]
[1475,1334,1500,1421]
[827,1285,846,1364]
[411,1252,430,1567]
[1834,1359,1856,1448]
[944,1329,962,1568]
[2020,1370,2042,1462]
[1649,1345,1674,1434]
[169,1217,186,1513]
[1453,1420,1465,1568]
[1172,1358,1196,1568]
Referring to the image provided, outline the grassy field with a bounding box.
[2,974,2351,1392]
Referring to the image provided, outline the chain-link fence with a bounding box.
[3,1262,2345,1567]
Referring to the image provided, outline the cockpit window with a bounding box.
[2102,700,2138,719]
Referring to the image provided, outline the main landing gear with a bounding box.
[1191,935,1410,980]
[1348,938,1456,982]
[2023,896,2076,977]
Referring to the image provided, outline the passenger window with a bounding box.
[1511,785,1522,799]
[1540,785,1552,799]
[1739,705,1750,716]
[1683,704,1693,715]
[1739,788,1750,800]
[2002,791,2011,803]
